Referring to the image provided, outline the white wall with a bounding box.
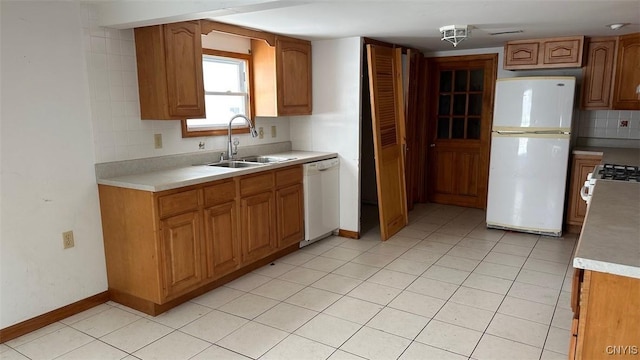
[83,5,290,163]
[0,2,107,328]
[290,37,362,233]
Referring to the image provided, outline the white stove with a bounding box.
[581,164,640,204]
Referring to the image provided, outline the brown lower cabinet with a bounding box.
[98,165,304,315]
[566,154,602,233]
[570,269,640,359]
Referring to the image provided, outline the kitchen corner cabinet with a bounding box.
[570,269,640,359]
[252,37,312,116]
[581,37,617,109]
[98,165,303,315]
[134,21,205,120]
[566,154,602,233]
[504,36,584,70]
[612,33,640,110]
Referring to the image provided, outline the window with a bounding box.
[181,49,253,137]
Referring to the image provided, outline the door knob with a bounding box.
[430,144,436,147]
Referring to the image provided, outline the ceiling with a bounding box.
[99,0,640,52]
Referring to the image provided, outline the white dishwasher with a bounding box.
[301,157,340,247]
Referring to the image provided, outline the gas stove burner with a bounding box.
[598,163,640,182]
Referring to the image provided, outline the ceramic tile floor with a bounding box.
[2,204,578,360]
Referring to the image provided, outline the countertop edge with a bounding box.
[97,151,338,192]
[573,257,640,280]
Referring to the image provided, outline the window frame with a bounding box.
[181,48,255,138]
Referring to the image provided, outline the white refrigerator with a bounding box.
[486,76,576,237]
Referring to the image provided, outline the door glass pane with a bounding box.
[453,94,467,115]
[467,117,481,139]
[470,69,484,91]
[440,71,452,92]
[468,94,482,116]
[452,118,465,139]
[437,117,450,139]
[438,95,451,116]
[454,70,468,91]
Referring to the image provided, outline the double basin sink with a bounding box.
[207,155,296,168]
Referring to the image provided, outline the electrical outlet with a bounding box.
[271,125,277,138]
[619,119,629,128]
[62,231,75,249]
[154,134,163,149]
[258,127,264,139]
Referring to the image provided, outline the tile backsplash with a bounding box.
[577,110,640,140]
[81,5,289,164]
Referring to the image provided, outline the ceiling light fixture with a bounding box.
[607,23,628,30]
[440,25,470,47]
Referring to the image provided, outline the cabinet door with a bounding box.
[612,33,640,110]
[541,37,584,67]
[163,21,205,117]
[504,41,540,69]
[160,211,203,299]
[276,184,304,247]
[581,38,617,109]
[566,155,602,227]
[204,201,240,279]
[276,38,312,115]
[240,191,276,263]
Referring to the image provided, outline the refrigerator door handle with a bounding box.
[532,130,571,135]
[495,130,525,135]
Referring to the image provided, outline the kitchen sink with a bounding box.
[240,155,297,163]
[208,161,265,168]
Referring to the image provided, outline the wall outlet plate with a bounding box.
[154,134,163,149]
[62,231,74,249]
[271,125,277,138]
[618,120,629,128]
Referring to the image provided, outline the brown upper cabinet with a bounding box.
[581,33,640,110]
[134,20,312,120]
[135,21,205,120]
[252,37,313,116]
[504,36,585,70]
[581,37,617,109]
[612,33,640,110]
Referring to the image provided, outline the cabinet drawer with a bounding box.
[240,172,274,196]
[204,180,236,207]
[276,166,303,188]
[158,190,199,218]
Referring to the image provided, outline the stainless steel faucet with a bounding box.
[227,114,259,160]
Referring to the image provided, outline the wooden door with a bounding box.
[366,44,409,240]
[612,33,640,110]
[240,191,276,263]
[426,54,497,209]
[160,211,203,298]
[204,201,240,279]
[163,21,205,117]
[404,49,423,210]
[276,37,312,115]
[276,184,304,247]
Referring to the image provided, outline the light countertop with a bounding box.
[572,146,640,166]
[573,181,640,279]
[97,151,338,192]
